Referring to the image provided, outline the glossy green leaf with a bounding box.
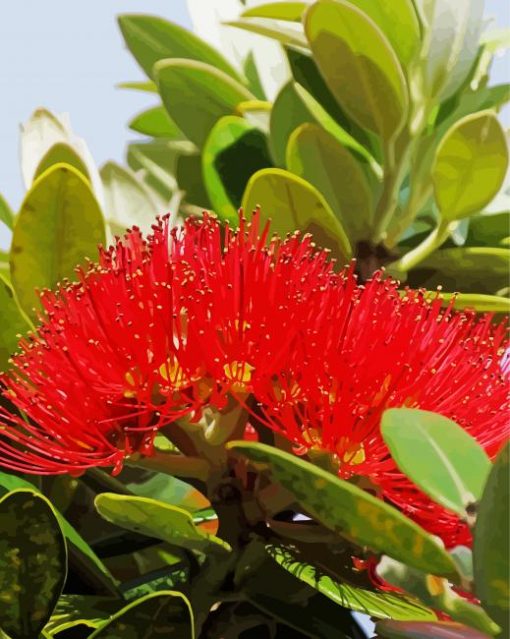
[465,212,510,247]
[407,247,510,295]
[155,59,255,148]
[228,441,459,579]
[100,161,162,235]
[46,595,120,635]
[10,163,106,316]
[304,0,408,139]
[268,544,435,620]
[118,14,242,81]
[34,142,90,182]
[0,489,67,639]
[175,153,211,208]
[287,123,373,242]
[129,106,183,138]
[88,591,194,639]
[433,292,510,313]
[242,52,266,100]
[241,2,306,21]
[241,168,352,262]
[474,441,510,636]
[433,112,509,221]
[226,18,308,49]
[0,193,14,230]
[378,556,500,636]
[95,493,230,553]
[382,408,491,519]
[376,619,493,639]
[344,0,420,68]
[293,83,381,175]
[0,274,30,370]
[270,82,312,166]
[0,472,119,598]
[203,116,272,222]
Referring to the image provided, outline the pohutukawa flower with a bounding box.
[251,268,510,547]
[0,212,337,474]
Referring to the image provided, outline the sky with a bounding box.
[0,0,509,249]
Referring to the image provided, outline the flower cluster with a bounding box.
[0,213,508,547]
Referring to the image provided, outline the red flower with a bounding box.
[0,212,336,474]
[251,268,509,547]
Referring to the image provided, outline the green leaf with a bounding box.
[242,52,266,100]
[304,0,408,140]
[270,82,313,167]
[0,274,30,370]
[432,112,509,221]
[228,441,459,579]
[0,193,14,230]
[100,161,162,235]
[0,471,119,598]
[46,595,120,635]
[378,556,500,636]
[268,544,435,620]
[226,18,308,49]
[34,142,90,182]
[88,591,194,639]
[474,441,510,636]
[241,2,306,21]
[10,163,106,316]
[0,489,67,639]
[203,116,272,223]
[376,620,494,639]
[117,80,157,92]
[117,14,242,82]
[407,247,510,295]
[345,0,420,68]
[293,83,382,176]
[95,493,230,553]
[155,59,255,149]
[129,106,183,139]
[241,168,352,262]
[287,123,373,243]
[381,408,491,519]
[431,292,510,314]
[465,212,510,247]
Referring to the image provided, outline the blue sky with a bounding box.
[0,0,508,245]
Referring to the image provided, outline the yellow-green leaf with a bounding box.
[10,163,106,316]
[304,0,408,140]
[433,111,509,221]
[0,274,30,370]
[287,123,373,243]
[129,106,183,139]
[241,2,306,21]
[34,142,90,182]
[228,442,459,580]
[155,59,255,149]
[241,168,352,262]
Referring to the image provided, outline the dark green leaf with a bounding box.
[268,544,435,620]
[46,595,121,635]
[287,123,373,243]
[241,168,352,262]
[10,163,106,317]
[203,116,272,222]
[129,106,183,139]
[381,408,491,519]
[465,213,510,247]
[155,59,255,148]
[0,489,67,639]
[175,153,211,208]
[474,441,510,636]
[95,493,230,553]
[118,14,242,81]
[228,442,459,579]
[304,0,408,140]
[88,591,194,639]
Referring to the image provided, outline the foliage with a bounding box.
[0,2,508,638]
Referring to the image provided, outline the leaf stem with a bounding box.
[127,451,211,482]
[391,219,451,273]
